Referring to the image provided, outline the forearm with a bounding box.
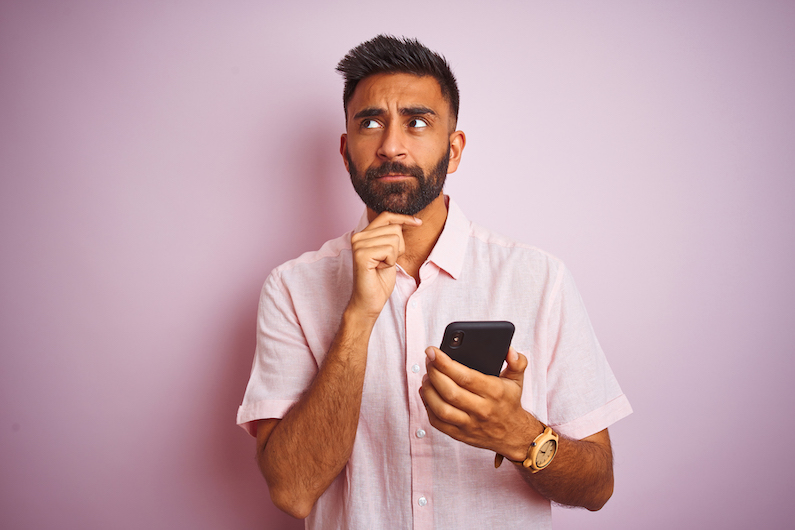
[515,424,614,511]
[421,348,615,511]
[256,212,419,518]
[257,309,375,518]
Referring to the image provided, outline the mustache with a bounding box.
[365,161,425,181]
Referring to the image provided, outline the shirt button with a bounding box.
[418,496,427,507]
[410,300,417,309]
[416,428,426,438]
[411,364,420,373]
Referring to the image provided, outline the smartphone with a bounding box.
[439,321,515,376]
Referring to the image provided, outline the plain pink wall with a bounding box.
[2,1,794,528]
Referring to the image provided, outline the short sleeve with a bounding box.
[544,265,632,439]
[235,271,319,436]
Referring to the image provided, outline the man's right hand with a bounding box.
[257,211,422,519]
[348,212,422,319]
[257,208,422,518]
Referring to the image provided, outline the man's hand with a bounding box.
[420,345,615,511]
[419,346,540,461]
[255,211,422,519]
[348,212,422,319]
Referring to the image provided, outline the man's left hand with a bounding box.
[420,346,542,461]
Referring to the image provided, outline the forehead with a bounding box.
[347,73,447,117]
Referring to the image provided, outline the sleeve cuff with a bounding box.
[550,394,633,440]
[236,399,296,437]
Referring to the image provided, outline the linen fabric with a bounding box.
[237,197,632,529]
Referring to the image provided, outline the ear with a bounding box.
[340,133,349,172]
[446,130,466,174]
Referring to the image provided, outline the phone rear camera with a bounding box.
[450,331,464,348]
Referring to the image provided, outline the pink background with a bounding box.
[2,1,793,528]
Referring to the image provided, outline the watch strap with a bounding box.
[494,423,558,471]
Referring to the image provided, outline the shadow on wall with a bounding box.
[210,301,305,529]
[207,107,354,527]
[259,102,361,266]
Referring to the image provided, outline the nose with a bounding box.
[376,123,407,161]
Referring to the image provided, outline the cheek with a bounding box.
[347,139,377,161]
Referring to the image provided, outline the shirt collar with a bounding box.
[353,195,470,280]
[426,196,468,279]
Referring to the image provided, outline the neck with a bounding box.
[368,194,448,282]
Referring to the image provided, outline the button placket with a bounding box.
[405,290,433,527]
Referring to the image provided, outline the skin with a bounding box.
[421,346,615,511]
[340,72,466,276]
[256,72,614,518]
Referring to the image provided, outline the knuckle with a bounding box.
[436,406,456,424]
[445,387,461,405]
[476,403,494,421]
[457,372,473,388]
[351,247,372,262]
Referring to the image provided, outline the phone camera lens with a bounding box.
[450,331,464,348]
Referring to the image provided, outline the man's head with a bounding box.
[337,37,466,217]
[336,34,460,130]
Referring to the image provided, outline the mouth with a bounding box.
[364,161,425,182]
[374,174,415,181]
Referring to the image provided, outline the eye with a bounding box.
[361,119,382,129]
[409,118,428,129]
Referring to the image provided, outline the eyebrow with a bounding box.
[352,106,437,120]
[400,106,437,117]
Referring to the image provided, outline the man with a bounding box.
[237,35,632,529]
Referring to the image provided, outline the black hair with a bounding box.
[336,34,459,126]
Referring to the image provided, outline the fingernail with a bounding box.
[425,347,436,361]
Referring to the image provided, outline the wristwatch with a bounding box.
[494,424,560,473]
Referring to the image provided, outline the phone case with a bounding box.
[439,321,515,376]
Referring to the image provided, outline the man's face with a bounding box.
[340,73,464,216]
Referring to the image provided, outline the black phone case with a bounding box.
[439,321,515,376]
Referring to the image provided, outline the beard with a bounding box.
[346,146,450,216]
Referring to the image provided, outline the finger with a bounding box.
[352,227,406,248]
[499,348,527,386]
[352,225,407,255]
[420,376,471,427]
[364,212,423,230]
[353,234,402,259]
[352,242,401,270]
[426,347,494,396]
[360,213,421,255]
[425,351,487,411]
[423,397,465,440]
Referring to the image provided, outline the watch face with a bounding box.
[535,439,557,468]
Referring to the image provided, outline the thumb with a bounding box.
[500,347,527,385]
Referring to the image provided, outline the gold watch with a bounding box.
[494,424,560,473]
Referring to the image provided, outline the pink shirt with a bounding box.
[238,198,632,529]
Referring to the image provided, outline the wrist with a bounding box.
[345,289,390,323]
[506,412,544,462]
[340,304,379,335]
[495,414,559,471]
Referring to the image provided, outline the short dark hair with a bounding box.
[336,34,459,126]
